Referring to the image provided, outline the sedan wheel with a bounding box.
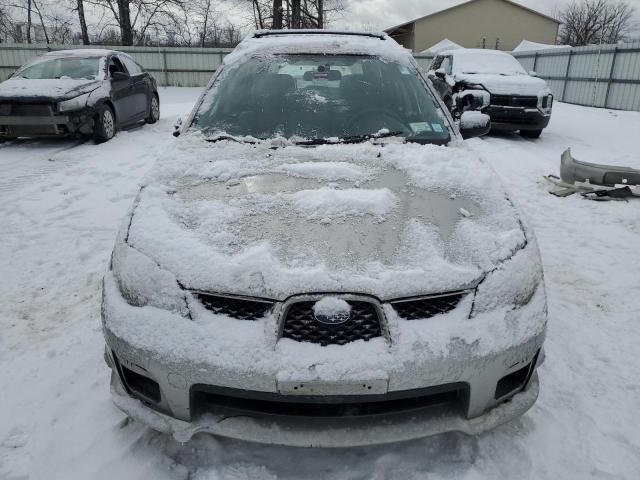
[145,94,160,124]
[94,105,116,143]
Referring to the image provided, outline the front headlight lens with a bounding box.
[58,93,90,112]
[112,235,189,315]
[471,241,543,315]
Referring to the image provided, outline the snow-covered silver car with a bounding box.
[102,31,547,447]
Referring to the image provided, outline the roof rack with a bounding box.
[252,30,386,40]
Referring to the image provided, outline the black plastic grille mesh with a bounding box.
[194,293,273,320]
[391,293,465,320]
[490,95,538,108]
[282,300,382,346]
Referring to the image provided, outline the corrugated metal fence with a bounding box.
[1,42,639,110]
[0,43,233,87]
[512,42,640,111]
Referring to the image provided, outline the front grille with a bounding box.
[191,383,466,418]
[489,114,538,125]
[281,300,382,346]
[193,293,273,320]
[11,104,55,116]
[391,292,467,320]
[490,95,538,108]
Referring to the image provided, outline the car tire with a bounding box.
[520,129,543,139]
[94,104,116,143]
[145,94,160,124]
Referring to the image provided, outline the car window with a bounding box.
[108,57,127,77]
[120,56,142,75]
[441,56,452,75]
[430,56,443,71]
[18,57,101,80]
[193,54,450,145]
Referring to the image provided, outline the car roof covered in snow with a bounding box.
[42,49,129,59]
[223,30,413,67]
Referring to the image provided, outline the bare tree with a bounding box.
[74,0,90,44]
[272,0,282,29]
[558,0,636,46]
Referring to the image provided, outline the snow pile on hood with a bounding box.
[121,136,527,301]
[0,78,102,99]
[450,49,550,95]
[289,187,397,221]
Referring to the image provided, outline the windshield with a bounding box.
[18,57,101,80]
[192,54,450,144]
[453,52,526,76]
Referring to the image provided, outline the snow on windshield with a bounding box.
[193,53,449,144]
[18,57,102,80]
[453,51,526,76]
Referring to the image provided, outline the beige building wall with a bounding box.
[408,0,559,52]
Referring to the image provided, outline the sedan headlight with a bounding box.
[471,240,543,315]
[111,233,189,316]
[58,93,90,112]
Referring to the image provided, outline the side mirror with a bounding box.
[111,71,129,81]
[434,68,447,80]
[173,117,183,137]
[529,71,538,77]
[459,111,491,139]
[455,89,490,112]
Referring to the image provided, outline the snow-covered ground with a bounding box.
[1,88,639,479]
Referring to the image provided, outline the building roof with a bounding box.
[385,0,560,33]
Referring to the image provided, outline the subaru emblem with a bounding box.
[312,297,351,325]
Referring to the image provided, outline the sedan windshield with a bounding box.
[192,54,450,144]
[18,57,101,80]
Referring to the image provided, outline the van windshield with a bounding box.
[192,54,450,144]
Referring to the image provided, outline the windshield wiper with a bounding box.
[204,134,257,144]
[295,130,405,146]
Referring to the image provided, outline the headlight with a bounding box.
[111,232,189,316]
[537,89,553,111]
[471,240,543,315]
[58,93,90,112]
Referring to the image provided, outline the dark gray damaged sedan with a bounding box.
[0,49,159,143]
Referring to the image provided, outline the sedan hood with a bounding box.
[125,139,526,301]
[455,72,548,96]
[0,78,102,102]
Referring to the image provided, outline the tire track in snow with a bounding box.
[0,139,88,196]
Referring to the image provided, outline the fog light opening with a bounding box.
[495,364,530,400]
[117,360,161,403]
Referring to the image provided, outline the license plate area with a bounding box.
[277,379,388,396]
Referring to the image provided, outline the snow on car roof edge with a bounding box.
[223,30,414,67]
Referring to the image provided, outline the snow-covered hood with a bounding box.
[124,137,527,301]
[455,73,549,96]
[0,78,102,102]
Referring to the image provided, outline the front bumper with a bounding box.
[110,368,540,447]
[0,108,95,138]
[485,106,551,131]
[102,270,547,446]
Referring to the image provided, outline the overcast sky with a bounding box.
[331,0,640,33]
